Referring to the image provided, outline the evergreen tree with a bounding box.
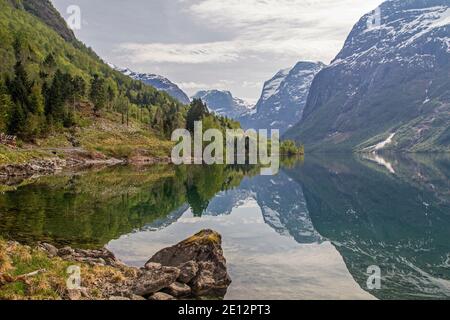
[44,70,66,120]
[43,53,56,68]
[107,86,116,110]
[0,81,13,133]
[7,101,26,136]
[7,60,33,113]
[153,107,164,131]
[72,76,86,103]
[115,94,129,125]
[186,98,209,133]
[90,74,107,113]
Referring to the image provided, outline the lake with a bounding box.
[0,154,449,300]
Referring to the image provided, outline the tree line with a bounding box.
[0,38,190,141]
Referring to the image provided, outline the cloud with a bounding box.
[118,38,331,64]
[117,0,383,65]
[178,80,235,92]
[118,42,240,64]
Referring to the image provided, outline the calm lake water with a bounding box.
[0,154,449,300]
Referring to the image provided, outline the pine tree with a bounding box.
[0,81,13,133]
[90,74,107,113]
[107,86,116,111]
[7,102,26,136]
[72,76,86,103]
[7,60,33,113]
[44,70,66,120]
[186,98,209,133]
[115,94,129,125]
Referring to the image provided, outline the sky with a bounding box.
[51,0,384,102]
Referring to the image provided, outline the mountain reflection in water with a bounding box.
[0,154,449,299]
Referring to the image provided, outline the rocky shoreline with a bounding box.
[0,151,171,178]
[27,230,231,300]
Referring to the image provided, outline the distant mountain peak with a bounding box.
[111,64,190,104]
[240,61,325,134]
[285,0,450,152]
[192,90,255,119]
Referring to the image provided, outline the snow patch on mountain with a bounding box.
[192,90,255,119]
[240,61,325,134]
[109,63,191,104]
[285,0,450,152]
[261,68,292,101]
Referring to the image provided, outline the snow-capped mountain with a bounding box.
[192,90,255,119]
[110,64,190,104]
[285,0,450,152]
[241,61,325,134]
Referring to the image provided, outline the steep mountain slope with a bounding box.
[285,0,450,152]
[9,0,79,44]
[192,90,254,119]
[241,61,324,134]
[112,65,190,104]
[0,0,188,163]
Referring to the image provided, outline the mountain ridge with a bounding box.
[192,89,255,119]
[110,64,191,105]
[241,61,325,134]
[285,0,450,152]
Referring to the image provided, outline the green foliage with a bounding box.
[4,58,46,139]
[280,140,304,156]
[0,145,52,166]
[186,98,209,132]
[0,81,14,133]
[0,0,190,143]
[89,74,107,113]
[0,164,252,247]
[44,70,74,124]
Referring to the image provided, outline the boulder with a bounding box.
[39,243,58,257]
[109,296,131,301]
[164,282,191,298]
[128,294,147,301]
[56,246,124,268]
[149,292,175,301]
[73,248,123,267]
[191,261,229,297]
[147,229,231,298]
[132,266,180,296]
[144,262,162,271]
[58,246,75,257]
[178,261,199,284]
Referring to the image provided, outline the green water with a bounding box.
[0,154,449,300]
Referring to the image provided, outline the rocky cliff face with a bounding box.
[285,0,450,152]
[242,61,324,134]
[192,90,255,119]
[16,0,77,43]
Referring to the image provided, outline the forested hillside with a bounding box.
[0,0,239,165]
[0,0,190,141]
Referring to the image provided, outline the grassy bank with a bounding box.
[0,145,53,166]
[0,110,174,167]
[0,239,134,300]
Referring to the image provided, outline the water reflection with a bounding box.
[285,154,450,300]
[0,165,252,247]
[0,154,449,299]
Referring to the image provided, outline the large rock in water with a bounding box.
[147,229,231,298]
